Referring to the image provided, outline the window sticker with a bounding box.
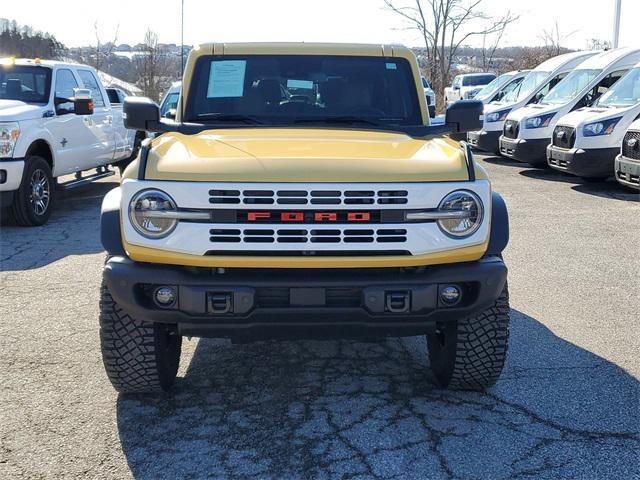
[287,79,314,89]
[207,60,247,98]
[385,63,398,70]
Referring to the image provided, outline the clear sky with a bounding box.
[3,0,639,50]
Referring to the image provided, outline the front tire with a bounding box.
[8,156,55,226]
[99,280,182,394]
[427,284,510,390]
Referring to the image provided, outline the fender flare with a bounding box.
[101,187,126,256]
[486,191,509,255]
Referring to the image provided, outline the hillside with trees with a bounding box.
[0,18,65,59]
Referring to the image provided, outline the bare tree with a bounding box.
[134,29,169,101]
[384,0,518,109]
[82,21,120,71]
[587,38,611,51]
[480,24,508,71]
[539,21,575,57]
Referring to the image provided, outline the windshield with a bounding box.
[161,92,180,115]
[596,67,640,107]
[185,55,423,128]
[541,69,601,105]
[463,74,495,86]
[0,65,51,103]
[503,71,548,103]
[475,73,513,101]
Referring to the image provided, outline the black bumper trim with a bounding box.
[103,256,508,339]
[499,136,549,165]
[467,130,501,153]
[547,145,618,178]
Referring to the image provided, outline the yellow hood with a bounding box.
[144,128,473,183]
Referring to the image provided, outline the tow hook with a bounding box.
[208,292,233,314]
[385,291,411,313]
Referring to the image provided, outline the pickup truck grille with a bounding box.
[552,126,576,149]
[209,189,409,205]
[210,228,408,244]
[503,120,519,139]
[622,131,640,160]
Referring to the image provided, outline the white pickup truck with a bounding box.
[444,72,496,106]
[0,58,136,226]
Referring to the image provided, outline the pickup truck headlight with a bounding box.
[582,117,622,137]
[485,109,511,123]
[0,122,20,158]
[436,190,483,238]
[129,189,178,238]
[524,113,556,129]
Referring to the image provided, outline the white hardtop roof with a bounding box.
[533,51,599,73]
[574,47,640,70]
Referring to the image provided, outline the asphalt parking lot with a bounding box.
[1,155,638,480]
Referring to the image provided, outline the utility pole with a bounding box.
[612,0,622,48]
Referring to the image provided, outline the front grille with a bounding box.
[209,189,409,206]
[552,125,576,149]
[622,131,640,160]
[503,120,519,139]
[210,228,408,244]
[256,287,362,308]
[616,170,640,186]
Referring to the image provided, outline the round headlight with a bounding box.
[129,189,178,238]
[437,190,483,238]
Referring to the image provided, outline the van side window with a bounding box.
[77,70,105,107]
[54,69,78,115]
[528,73,568,104]
[578,70,628,109]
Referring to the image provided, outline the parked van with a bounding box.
[547,62,640,180]
[473,70,527,104]
[468,51,597,154]
[614,119,640,189]
[500,48,640,166]
[444,72,495,105]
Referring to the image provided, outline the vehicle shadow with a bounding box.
[116,310,639,480]
[0,179,117,272]
[477,154,527,168]
[519,169,639,201]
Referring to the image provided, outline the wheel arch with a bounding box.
[25,139,55,172]
[486,191,509,256]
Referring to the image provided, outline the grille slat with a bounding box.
[208,228,408,245]
[622,131,640,160]
[552,125,576,149]
[209,189,410,206]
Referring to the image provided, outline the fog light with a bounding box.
[441,285,461,305]
[154,286,176,306]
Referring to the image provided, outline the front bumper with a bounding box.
[103,255,508,340]
[615,154,640,190]
[499,136,549,166]
[468,130,501,153]
[0,159,25,192]
[547,145,618,178]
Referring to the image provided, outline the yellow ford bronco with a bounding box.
[99,43,510,394]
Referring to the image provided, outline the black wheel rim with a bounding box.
[29,168,50,216]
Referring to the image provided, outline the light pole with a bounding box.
[612,0,622,48]
[181,0,185,78]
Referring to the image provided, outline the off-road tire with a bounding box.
[99,280,182,394]
[427,284,510,391]
[8,156,55,226]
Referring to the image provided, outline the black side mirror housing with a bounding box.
[69,88,94,115]
[124,97,162,131]
[445,100,483,133]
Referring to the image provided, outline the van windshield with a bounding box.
[596,67,640,107]
[462,74,495,86]
[503,71,548,103]
[185,55,423,128]
[0,65,51,103]
[541,69,601,105]
[475,73,513,101]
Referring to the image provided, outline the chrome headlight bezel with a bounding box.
[436,190,484,238]
[128,189,179,239]
[0,122,20,158]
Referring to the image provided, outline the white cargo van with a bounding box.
[547,62,640,180]
[468,52,597,154]
[473,70,530,104]
[500,48,640,166]
[614,119,640,189]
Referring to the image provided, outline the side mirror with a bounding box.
[453,85,460,91]
[124,97,161,131]
[163,108,177,120]
[445,100,483,133]
[72,88,93,115]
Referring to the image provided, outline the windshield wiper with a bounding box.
[294,116,384,127]
[196,113,263,124]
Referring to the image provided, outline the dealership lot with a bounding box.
[1,155,638,480]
